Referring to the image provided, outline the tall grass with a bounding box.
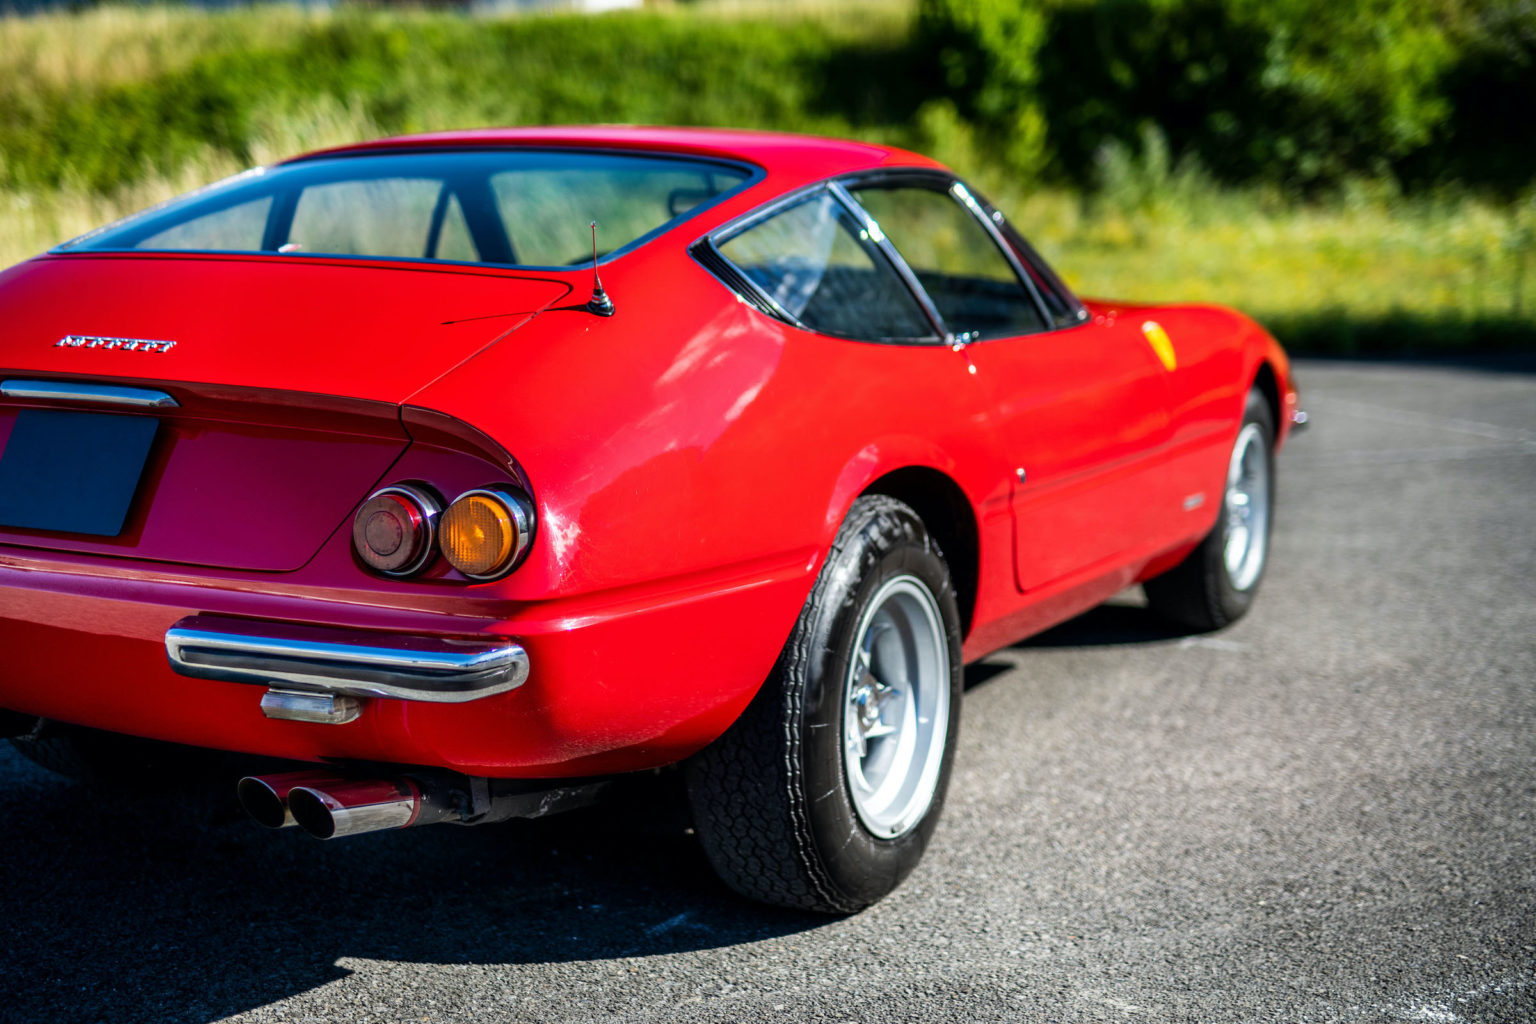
[1,3,1531,355]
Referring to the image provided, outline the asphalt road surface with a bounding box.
[2,357,1533,1024]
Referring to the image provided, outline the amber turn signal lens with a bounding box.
[352,485,440,577]
[439,488,535,580]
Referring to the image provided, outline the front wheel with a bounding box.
[1145,387,1276,631]
[685,496,963,913]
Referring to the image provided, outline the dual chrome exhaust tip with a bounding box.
[237,768,607,839]
[237,770,447,839]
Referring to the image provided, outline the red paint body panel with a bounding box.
[0,128,1296,778]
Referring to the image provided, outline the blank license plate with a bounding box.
[0,409,160,537]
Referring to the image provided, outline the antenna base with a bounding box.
[585,291,615,317]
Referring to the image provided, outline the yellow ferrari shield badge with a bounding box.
[1142,320,1177,371]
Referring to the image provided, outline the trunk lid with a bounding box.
[0,254,570,572]
[0,254,571,403]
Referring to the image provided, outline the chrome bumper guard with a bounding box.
[164,615,529,703]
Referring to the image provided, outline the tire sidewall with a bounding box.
[1210,391,1276,620]
[791,501,963,909]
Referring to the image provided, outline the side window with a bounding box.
[716,191,935,342]
[991,215,1084,329]
[850,184,1047,339]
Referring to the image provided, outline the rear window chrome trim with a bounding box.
[1,379,179,409]
[164,614,529,703]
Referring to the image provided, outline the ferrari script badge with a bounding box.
[56,335,176,353]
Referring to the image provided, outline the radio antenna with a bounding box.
[585,221,615,317]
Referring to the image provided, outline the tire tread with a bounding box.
[687,496,942,913]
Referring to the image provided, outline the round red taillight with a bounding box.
[351,484,441,577]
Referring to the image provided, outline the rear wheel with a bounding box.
[686,496,963,913]
[1145,388,1275,631]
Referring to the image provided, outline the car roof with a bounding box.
[290,126,947,187]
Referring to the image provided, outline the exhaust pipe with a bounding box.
[237,769,348,829]
[238,768,610,838]
[287,776,458,839]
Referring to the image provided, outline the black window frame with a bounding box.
[692,180,945,345]
[964,188,1089,331]
[693,166,1089,345]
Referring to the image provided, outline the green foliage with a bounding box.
[0,3,1532,353]
[1403,1,1536,192]
[2,1,1531,195]
[916,0,1049,177]
[0,9,909,191]
[1090,124,1221,221]
[1033,0,1455,189]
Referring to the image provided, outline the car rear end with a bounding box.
[0,140,776,796]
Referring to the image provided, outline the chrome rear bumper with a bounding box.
[164,615,528,703]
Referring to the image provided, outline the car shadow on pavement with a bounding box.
[1015,595,1191,649]
[0,757,827,1024]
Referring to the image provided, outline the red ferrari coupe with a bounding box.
[0,127,1301,912]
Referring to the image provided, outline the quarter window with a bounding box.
[716,191,935,342]
[995,219,1083,328]
[851,185,1047,339]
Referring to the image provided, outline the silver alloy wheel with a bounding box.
[842,575,951,839]
[1223,422,1271,591]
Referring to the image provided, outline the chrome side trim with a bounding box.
[1,379,179,408]
[164,615,529,703]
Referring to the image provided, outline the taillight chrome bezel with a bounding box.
[439,487,536,582]
[351,483,443,578]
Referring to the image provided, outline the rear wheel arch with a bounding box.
[859,466,979,638]
[1250,360,1282,448]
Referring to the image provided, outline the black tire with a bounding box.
[1145,387,1276,632]
[685,495,963,913]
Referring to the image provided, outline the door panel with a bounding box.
[845,177,1176,593]
[967,317,1174,591]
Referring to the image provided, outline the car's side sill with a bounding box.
[164,615,528,703]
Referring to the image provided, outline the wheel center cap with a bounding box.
[853,674,898,738]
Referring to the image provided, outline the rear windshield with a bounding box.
[61,150,755,268]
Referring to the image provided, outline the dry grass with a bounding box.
[1,3,1530,351]
[1012,193,1534,323]
[0,94,385,265]
[0,6,324,91]
[0,2,914,94]
[8,165,1528,338]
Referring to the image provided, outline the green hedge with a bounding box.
[0,2,1531,195]
[0,13,933,191]
[1034,0,1453,188]
[923,0,1528,191]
